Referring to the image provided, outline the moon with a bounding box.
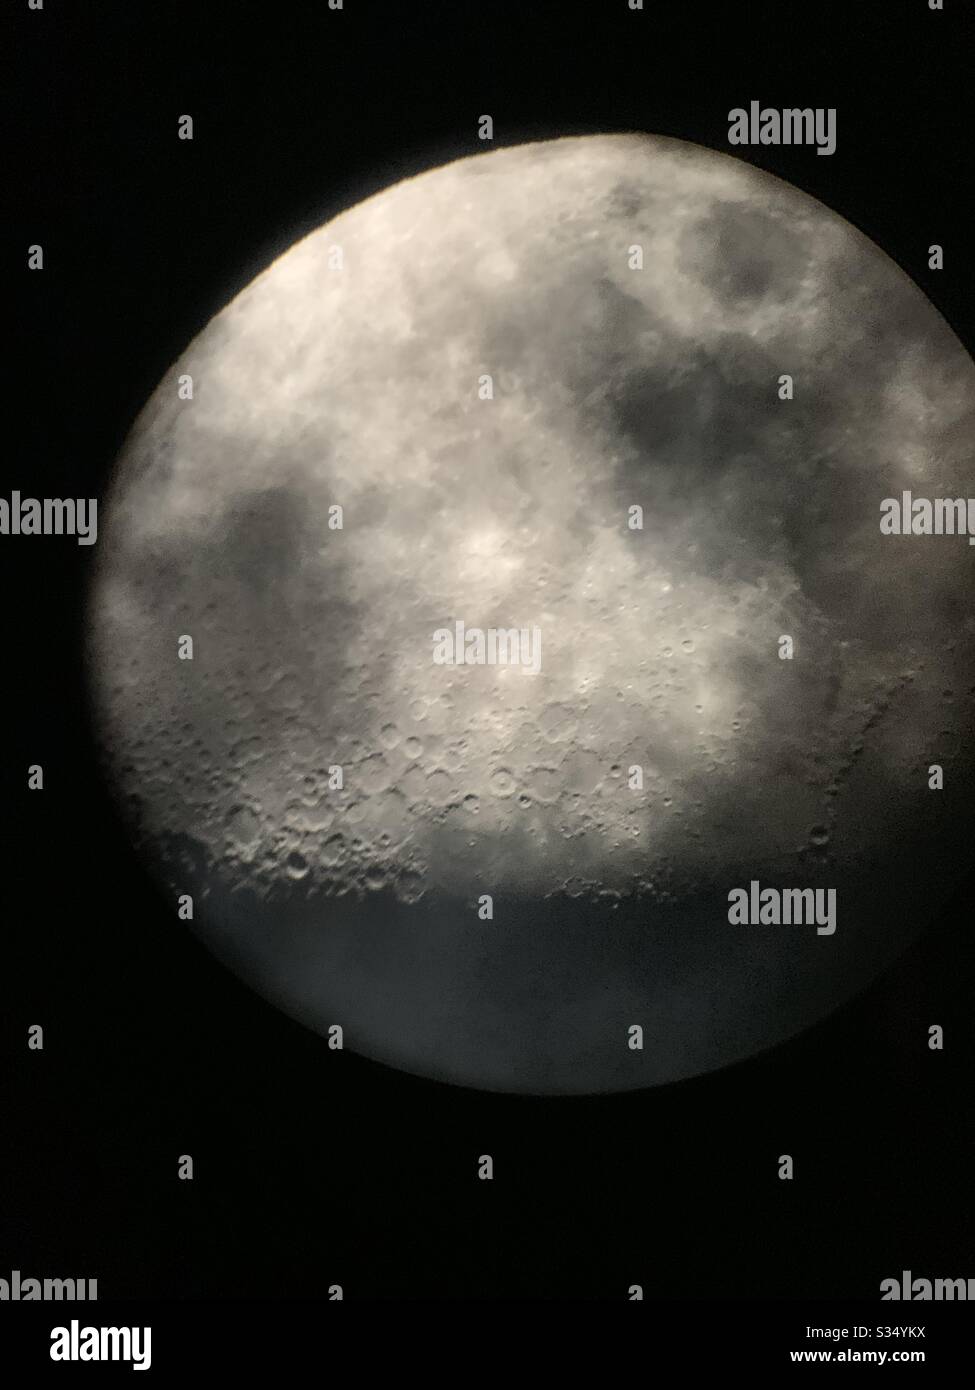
[88,133,975,1094]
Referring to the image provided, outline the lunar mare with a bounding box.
[88,134,975,1093]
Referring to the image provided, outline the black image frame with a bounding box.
[3,0,975,1312]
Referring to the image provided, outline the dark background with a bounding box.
[3,0,974,1300]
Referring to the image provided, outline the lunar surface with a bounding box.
[88,134,975,1093]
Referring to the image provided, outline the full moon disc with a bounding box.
[88,134,975,1094]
